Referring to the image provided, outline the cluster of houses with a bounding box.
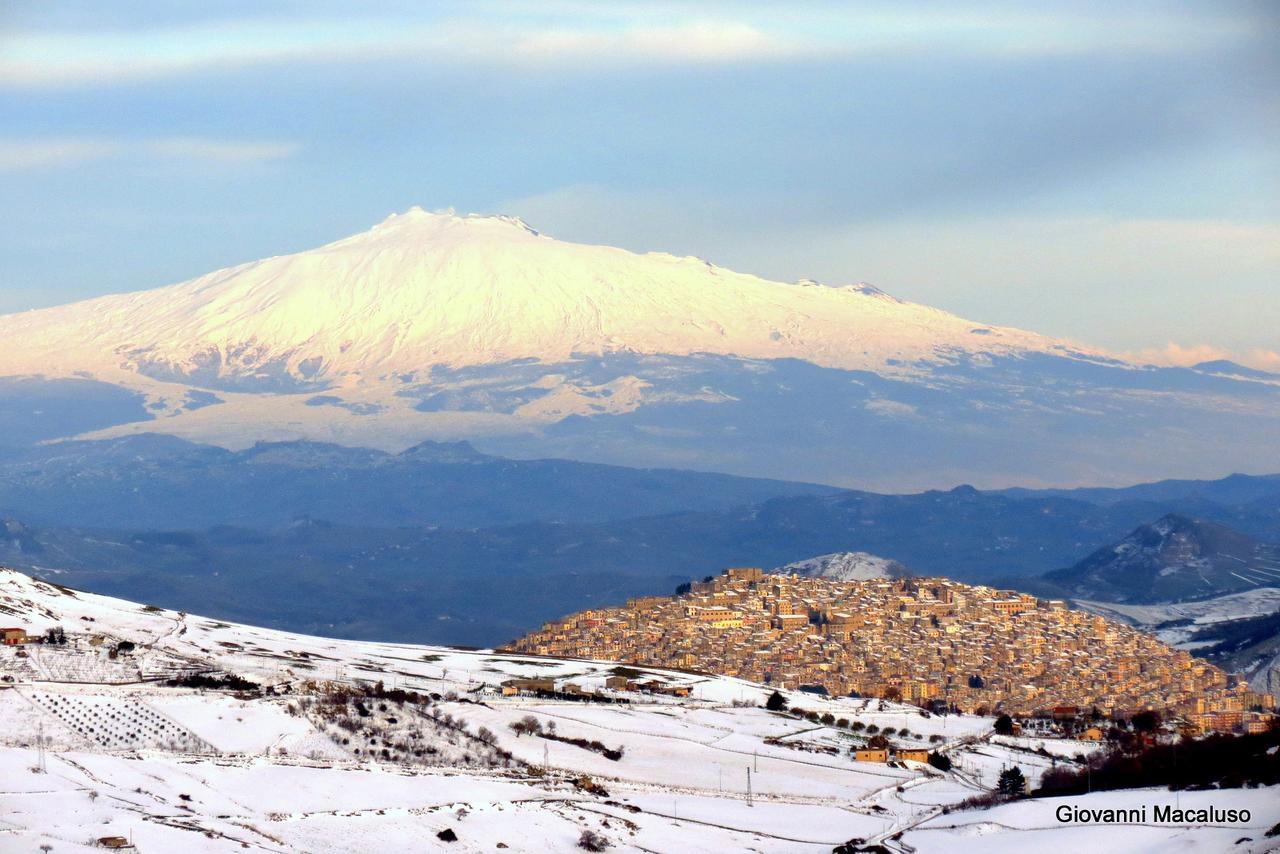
[508,568,1277,732]
[498,674,688,701]
[853,746,930,764]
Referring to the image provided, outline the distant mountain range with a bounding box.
[2,444,1276,646]
[1,208,1277,489]
[995,473,1280,508]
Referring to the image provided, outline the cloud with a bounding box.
[142,138,299,162]
[864,398,920,419]
[0,139,117,170]
[0,4,1263,88]
[505,22,796,62]
[1120,343,1280,373]
[0,137,299,171]
[0,18,808,88]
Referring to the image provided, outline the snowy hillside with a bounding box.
[772,551,911,581]
[4,567,1273,852]
[1044,514,1280,603]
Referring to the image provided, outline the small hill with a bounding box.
[773,551,911,581]
[1041,514,1280,603]
[509,569,1242,718]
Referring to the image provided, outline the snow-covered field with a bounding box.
[2,568,1275,853]
[904,786,1280,854]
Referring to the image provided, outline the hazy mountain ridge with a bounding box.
[0,433,837,530]
[5,474,1277,647]
[995,472,1280,508]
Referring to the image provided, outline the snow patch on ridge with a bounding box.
[773,551,912,581]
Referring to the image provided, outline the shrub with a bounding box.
[1034,727,1280,796]
[765,691,788,712]
[578,830,610,851]
[510,716,543,737]
[1132,710,1161,733]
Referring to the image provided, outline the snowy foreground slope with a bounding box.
[1,568,1277,853]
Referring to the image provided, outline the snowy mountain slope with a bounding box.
[1,209,1277,488]
[0,566,1158,853]
[773,551,912,581]
[0,208,1075,387]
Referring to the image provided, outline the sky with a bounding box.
[1,1,1277,368]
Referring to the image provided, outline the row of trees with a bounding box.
[1035,724,1280,796]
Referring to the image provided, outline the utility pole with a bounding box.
[746,768,753,807]
[753,749,758,773]
[36,721,45,773]
[1174,739,1179,809]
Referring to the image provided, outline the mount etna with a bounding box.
[1,209,1276,489]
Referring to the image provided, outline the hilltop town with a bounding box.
[508,568,1276,729]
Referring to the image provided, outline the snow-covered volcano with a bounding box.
[0,207,1070,384]
[1,208,1276,488]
